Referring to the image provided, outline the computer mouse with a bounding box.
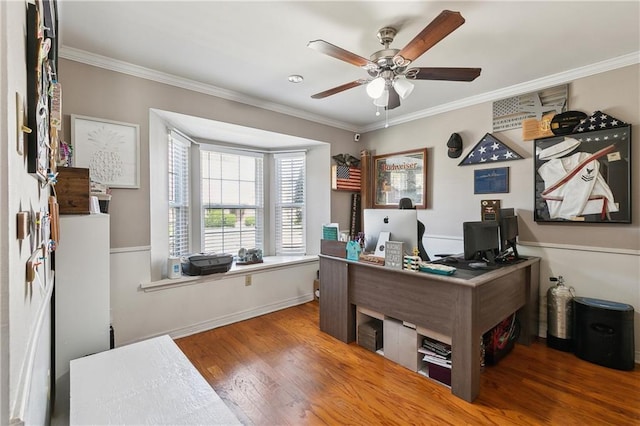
[469,262,488,269]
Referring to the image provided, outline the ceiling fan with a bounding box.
[308,10,481,111]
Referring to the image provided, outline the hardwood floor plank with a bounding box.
[176,302,640,425]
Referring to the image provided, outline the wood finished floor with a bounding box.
[176,301,640,425]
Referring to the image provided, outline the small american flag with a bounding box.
[332,165,361,191]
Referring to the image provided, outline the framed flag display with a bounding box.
[331,165,361,191]
[533,125,631,223]
[458,133,524,166]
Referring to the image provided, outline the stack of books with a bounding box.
[420,337,452,386]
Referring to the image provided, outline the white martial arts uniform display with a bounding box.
[538,143,618,220]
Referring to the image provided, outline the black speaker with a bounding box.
[573,297,635,371]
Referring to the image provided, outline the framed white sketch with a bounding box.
[72,115,140,188]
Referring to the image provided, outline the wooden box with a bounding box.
[320,240,347,258]
[56,167,90,214]
[358,320,383,352]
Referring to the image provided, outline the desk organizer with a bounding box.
[320,240,347,258]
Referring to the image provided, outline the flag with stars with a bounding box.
[458,133,524,166]
[573,111,628,133]
[332,165,361,191]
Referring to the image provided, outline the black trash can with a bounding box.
[573,297,635,371]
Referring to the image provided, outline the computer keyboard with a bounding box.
[418,262,456,275]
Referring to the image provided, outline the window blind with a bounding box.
[168,131,190,256]
[200,148,264,254]
[274,153,306,255]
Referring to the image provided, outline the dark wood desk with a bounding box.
[319,255,540,402]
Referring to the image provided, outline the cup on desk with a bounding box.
[89,196,100,214]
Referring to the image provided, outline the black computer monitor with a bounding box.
[463,221,500,263]
[499,215,519,259]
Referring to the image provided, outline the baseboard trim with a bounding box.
[118,293,314,346]
[10,271,55,425]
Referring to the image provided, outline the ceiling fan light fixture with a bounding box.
[394,78,414,99]
[373,89,389,107]
[288,74,304,83]
[366,77,386,99]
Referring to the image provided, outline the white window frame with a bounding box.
[197,144,265,255]
[168,130,191,257]
[273,152,306,255]
[149,109,331,282]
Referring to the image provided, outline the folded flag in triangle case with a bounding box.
[573,111,628,133]
[458,133,524,166]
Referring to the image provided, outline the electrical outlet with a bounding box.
[245,275,252,286]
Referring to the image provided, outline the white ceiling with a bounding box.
[58,1,640,134]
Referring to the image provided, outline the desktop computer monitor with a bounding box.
[499,215,519,259]
[463,221,500,263]
[363,209,418,256]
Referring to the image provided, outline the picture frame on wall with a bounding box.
[373,148,427,209]
[72,115,140,188]
[474,167,509,194]
[533,125,631,223]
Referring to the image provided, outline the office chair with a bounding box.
[398,198,429,261]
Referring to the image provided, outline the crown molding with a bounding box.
[358,51,640,133]
[59,46,359,132]
[60,46,638,135]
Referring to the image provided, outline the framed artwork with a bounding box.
[373,148,427,209]
[474,167,509,194]
[72,115,140,188]
[534,125,631,223]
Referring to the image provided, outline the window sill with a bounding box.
[140,255,318,292]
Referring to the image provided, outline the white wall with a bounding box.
[2,1,54,423]
[363,65,640,361]
[110,248,318,345]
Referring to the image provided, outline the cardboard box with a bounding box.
[56,167,90,214]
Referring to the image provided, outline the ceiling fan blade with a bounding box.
[386,86,401,110]
[405,67,481,81]
[308,40,377,69]
[311,80,367,99]
[395,10,466,65]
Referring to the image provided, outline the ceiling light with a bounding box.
[288,74,304,83]
[394,78,414,99]
[373,90,389,107]
[366,77,386,99]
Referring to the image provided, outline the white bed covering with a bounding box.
[70,335,241,425]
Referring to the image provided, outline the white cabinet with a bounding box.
[55,214,110,381]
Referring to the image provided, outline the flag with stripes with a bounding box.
[332,165,361,191]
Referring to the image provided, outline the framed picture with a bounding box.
[373,148,427,209]
[72,115,140,188]
[474,167,509,194]
[534,125,631,223]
